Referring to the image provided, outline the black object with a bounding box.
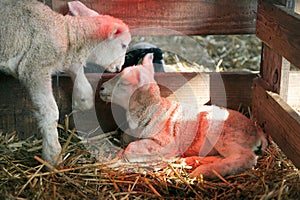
[84,42,165,73]
[122,47,164,72]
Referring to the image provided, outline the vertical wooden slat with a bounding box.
[260,44,282,93]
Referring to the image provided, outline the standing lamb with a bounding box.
[0,0,131,165]
[100,54,268,179]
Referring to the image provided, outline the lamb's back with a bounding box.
[0,0,68,73]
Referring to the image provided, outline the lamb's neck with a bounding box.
[128,84,162,128]
[65,16,104,57]
[128,95,180,139]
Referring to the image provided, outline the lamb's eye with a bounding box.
[121,43,127,49]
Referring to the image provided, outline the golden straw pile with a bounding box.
[0,120,299,200]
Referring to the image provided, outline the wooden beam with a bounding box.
[256,0,300,68]
[52,0,257,35]
[209,72,257,110]
[0,72,257,137]
[252,78,300,168]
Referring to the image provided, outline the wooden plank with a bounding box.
[52,0,257,35]
[0,73,74,137]
[259,44,292,99]
[0,74,39,137]
[210,72,257,110]
[0,72,257,137]
[252,78,300,168]
[260,44,282,93]
[256,0,300,68]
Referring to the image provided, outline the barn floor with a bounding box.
[0,123,299,200]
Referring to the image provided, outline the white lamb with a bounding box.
[0,0,131,165]
[100,54,268,179]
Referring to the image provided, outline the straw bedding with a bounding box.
[1,35,299,199]
[0,118,299,200]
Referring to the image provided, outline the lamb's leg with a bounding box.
[22,74,62,166]
[66,64,94,111]
[183,156,223,168]
[121,138,178,162]
[190,148,257,179]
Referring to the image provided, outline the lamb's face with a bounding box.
[87,30,131,72]
[67,1,131,72]
[100,53,155,109]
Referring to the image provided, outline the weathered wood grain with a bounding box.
[252,78,300,168]
[52,0,257,35]
[260,44,283,93]
[256,0,300,68]
[0,75,39,137]
[210,72,257,110]
[0,73,74,137]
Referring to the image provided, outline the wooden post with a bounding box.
[253,0,300,168]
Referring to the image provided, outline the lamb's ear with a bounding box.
[142,53,155,75]
[68,1,99,16]
[138,53,155,89]
[108,23,129,40]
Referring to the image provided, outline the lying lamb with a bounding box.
[0,0,131,165]
[100,54,268,179]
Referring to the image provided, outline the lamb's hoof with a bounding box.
[42,152,63,169]
[189,166,216,179]
[182,156,203,168]
[115,149,126,160]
